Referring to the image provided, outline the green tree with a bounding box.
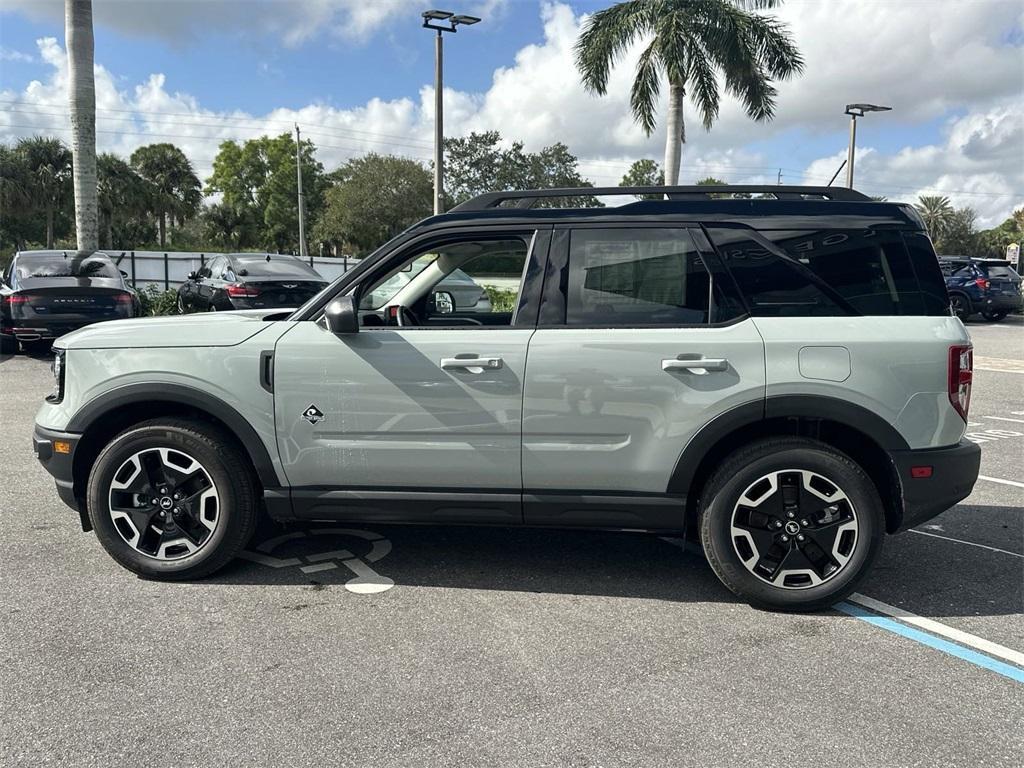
[575,0,803,186]
[65,0,99,252]
[915,195,954,240]
[130,143,202,248]
[206,133,323,253]
[620,159,664,199]
[201,202,259,250]
[935,207,979,256]
[313,153,431,255]
[444,131,599,207]
[0,144,37,251]
[975,208,1024,259]
[97,153,149,249]
[15,136,72,248]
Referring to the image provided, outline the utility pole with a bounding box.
[295,123,308,258]
[422,10,482,215]
[777,168,782,186]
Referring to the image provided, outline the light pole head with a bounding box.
[451,14,481,25]
[422,8,482,32]
[845,103,893,118]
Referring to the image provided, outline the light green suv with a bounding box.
[33,186,981,611]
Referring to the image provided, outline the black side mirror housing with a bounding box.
[324,296,360,334]
[187,271,199,281]
[119,269,129,278]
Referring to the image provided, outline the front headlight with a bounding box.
[47,348,65,404]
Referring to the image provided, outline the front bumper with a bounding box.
[32,424,87,526]
[890,439,981,531]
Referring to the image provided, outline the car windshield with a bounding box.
[16,253,118,280]
[233,255,322,278]
[361,254,438,309]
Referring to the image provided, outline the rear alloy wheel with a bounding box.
[699,438,883,611]
[87,419,257,579]
[950,294,971,322]
[982,311,1007,322]
[176,293,187,314]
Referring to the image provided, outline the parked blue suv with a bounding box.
[939,256,1022,322]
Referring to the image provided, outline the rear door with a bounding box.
[522,224,766,529]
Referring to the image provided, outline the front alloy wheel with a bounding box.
[108,447,220,560]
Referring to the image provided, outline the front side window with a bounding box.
[566,228,733,326]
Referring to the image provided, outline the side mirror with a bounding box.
[432,290,455,315]
[324,296,360,334]
[120,270,129,278]
[187,271,199,281]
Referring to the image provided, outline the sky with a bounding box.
[1,0,1022,226]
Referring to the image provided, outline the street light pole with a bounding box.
[295,123,308,259]
[844,103,892,189]
[422,10,481,215]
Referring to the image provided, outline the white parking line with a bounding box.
[984,417,1024,425]
[849,593,1024,668]
[978,474,1024,489]
[909,529,1024,558]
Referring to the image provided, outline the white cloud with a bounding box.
[0,46,34,62]
[3,0,506,46]
[1,1,1021,224]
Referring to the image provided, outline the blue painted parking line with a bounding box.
[836,601,1024,684]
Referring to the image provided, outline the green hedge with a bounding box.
[136,285,179,316]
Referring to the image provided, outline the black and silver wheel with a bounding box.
[176,293,188,314]
[950,294,971,322]
[699,438,884,612]
[87,419,257,579]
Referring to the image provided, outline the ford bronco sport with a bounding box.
[33,186,981,611]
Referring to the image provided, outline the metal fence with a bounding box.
[109,251,360,291]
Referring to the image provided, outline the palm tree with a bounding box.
[65,0,99,252]
[915,195,954,239]
[97,153,148,248]
[0,145,34,251]
[15,136,72,249]
[575,0,803,185]
[130,143,202,247]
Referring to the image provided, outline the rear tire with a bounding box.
[87,419,258,580]
[699,437,884,612]
[0,333,16,356]
[982,310,1007,322]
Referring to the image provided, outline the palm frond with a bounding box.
[685,39,720,130]
[630,40,664,135]
[574,0,656,95]
[744,13,805,79]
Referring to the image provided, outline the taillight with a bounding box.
[4,294,31,305]
[112,293,133,304]
[974,277,989,290]
[226,283,259,297]
[948,345,973,422]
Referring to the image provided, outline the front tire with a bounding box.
[699,438,884,612]
[87,419,258,580]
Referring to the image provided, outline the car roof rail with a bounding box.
[448,185,874,212]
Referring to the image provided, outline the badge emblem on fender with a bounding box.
[302,404,325,424]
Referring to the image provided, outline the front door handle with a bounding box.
[440,356,504,373]
[662,357,729,373]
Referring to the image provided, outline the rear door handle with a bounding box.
[662,358,729,373]
[440,356,504,373]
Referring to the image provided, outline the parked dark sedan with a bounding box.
[1,250,139,354]
[939,256,1023,322]
[176,253,327,313]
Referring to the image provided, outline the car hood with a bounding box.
[56,309,289,349]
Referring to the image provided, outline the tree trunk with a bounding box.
[66,0,98,253]
[158,210,166,247]
[663,80,686,186]
[45,204,54,248]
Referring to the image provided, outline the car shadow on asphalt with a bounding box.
[202,507,1022,617]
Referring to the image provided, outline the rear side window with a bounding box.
[710,228,942,316]
[902,232,952,315]
[566,228,739,326]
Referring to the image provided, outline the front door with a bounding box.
[272,230,545,523]
[522,225,766,529]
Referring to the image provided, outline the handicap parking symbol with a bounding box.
[240,528,395,594]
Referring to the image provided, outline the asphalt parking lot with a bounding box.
[1,319,1021,767]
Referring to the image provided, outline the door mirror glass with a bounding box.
[324,296,360,334]
[432,290,455,315]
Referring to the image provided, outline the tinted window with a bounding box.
[16,254,119,280]
[902,232,953,315]
[977,262,1018,279]
[566,228,734,326]
[234,255,321,278]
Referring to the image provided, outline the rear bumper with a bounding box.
[980,293,1023,313]
[32,424,85,519]
[4,318,102,341]
[890,439,981,531]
